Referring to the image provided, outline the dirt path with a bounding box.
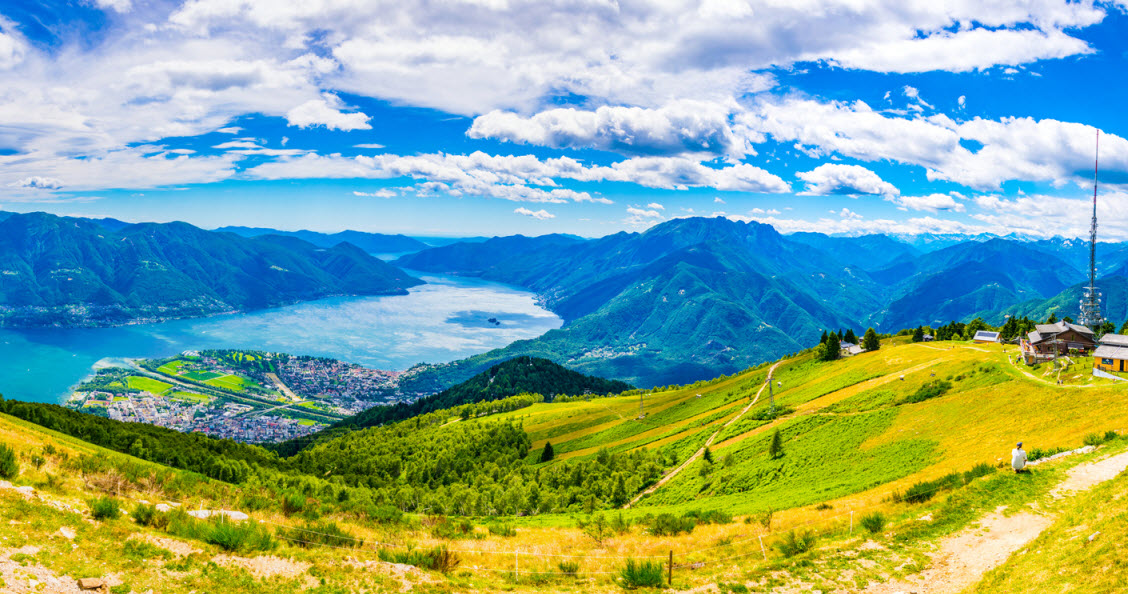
[863,449,1128,594]
[625,360,784,508]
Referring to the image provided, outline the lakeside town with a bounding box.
[66,349,421,443]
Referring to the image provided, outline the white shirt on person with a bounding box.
[1011,448,1027,471]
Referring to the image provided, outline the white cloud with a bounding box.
[647,202,664,210]
[468,100,757,157]
[216,126,242,134]
[0,148,239,192]
[94,0,133,14]
[514,207,555,220]
[12,176,64,190]
[751,98,1128,190]
[750,207,781,215]
[0,19,27,70]
[957,95,966,109]
[889,193,966,213]
[714,197,726,204]
[797,164,899,197]
[286,95,371,131]
[354,143,385,149]
[584,157,791,193]
[353,189,397,198]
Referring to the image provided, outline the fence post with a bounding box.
[758,535,767,560]
[515,549,519,580]
[668,550,673,586]
[850,511,854,534]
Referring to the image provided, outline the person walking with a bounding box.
[1012,442,1028,473]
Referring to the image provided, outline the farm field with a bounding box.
[125,376,172,395]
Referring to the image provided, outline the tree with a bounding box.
[863,328,881,351]
[1120,320,1128,335]
[702,446,713,464]
[1047,312,1058,324]
[540,441,554,463]
[1099,321,1116,336]
[963,317,988,341]
[769,429,783,459]
[912,326,924,342]
[1063,316,1074,323]
[822,332,841,361]
[819,330,828,344]
[0,444,17,479]
[844,329,857,344]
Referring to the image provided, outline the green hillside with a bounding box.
[3,339,1128,592]
[0,212,423,327]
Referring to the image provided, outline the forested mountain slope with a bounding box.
[214,225,430,254]
[0,212,422,327]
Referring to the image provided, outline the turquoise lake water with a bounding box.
[0,273,561,404]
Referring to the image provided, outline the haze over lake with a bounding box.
[0,273,561,405]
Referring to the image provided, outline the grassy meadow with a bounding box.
[5,338,1128,592]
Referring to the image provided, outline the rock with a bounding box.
[1089,531,1100,542]
[78,577,104,589]
[188,509,249,521]
[56,526,76,540]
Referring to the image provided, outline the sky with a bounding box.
[4,1,1128,239]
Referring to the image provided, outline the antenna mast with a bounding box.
[1079,130,1105,333]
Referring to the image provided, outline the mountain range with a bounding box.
[396,217,1128,388]
[0,212,422,327]
[213,226,430,255]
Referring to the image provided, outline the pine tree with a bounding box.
[1047,312,1058,324]
[703,446,713,464]
[912,326,924,342]
[819,330,828,344]
[863,327,881,351]
[844,329,857,344]
[769,429,783,459]
[540,441,554,463]
[0,444,17,479]
[823,332,841,361]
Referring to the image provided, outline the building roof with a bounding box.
[846,344,865,354]
[1028,321,1096,344]
[840,341,857,349]
[1095,345,1128,360]
[1101,333,1128,347]
[973,330,1000,342]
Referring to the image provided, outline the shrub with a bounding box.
[684,509,732,525]
[1084,433,1105,447]
[1105,430,1120,442]
[205,516,276,553]
[132,503,158,527]
[769,429,783,459]
[751,406,794,421]
[286,521,362,548]
[281,491,306,516]
[774,530,816,557]
[123,539,172,561]
[378,546,460,573]
[1028,446,1068,462]
[619,558,664,589]
[488,523,516,537]
[815,503,833,511]
[558,560,580,577]
[368,504,403,525]
[962,462,995,484]
[649,513,695,536]
[901,380,953,405]
[90,496,120,521]
[753,508,773,528]
[0,444,18,479]
[610,513,631,534]
[860,512,885,535]
[431,517,479,540]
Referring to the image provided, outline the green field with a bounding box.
[181,370,223,382]
[169,391,211,404]
[203,374,249,392]
[156,360,186,375]
[125,376,173,395]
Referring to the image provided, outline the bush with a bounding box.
[683,509,732,525]
[132,503,158,527]
[281,491,306,517]
[378,546,460,573]
[962,462,995,483]
[123,539,172,561]
[431,517,480,540]
[1028,446,1068,462]
[619,558,664,589]
[286,521,362,548]
[753,508,773,528]
[649,513,695,536]
[0,444,18,479]
[558,560,580,577]
[860,512,885,534]
[90,496,120,521]
[1084,433,1104,447]
[488,523,516,537]
[774,530,816,557]
[205,516,276,553]
[901,380,953,405]
[815,502,833,511]
[367,504,403,525]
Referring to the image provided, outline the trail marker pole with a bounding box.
[758,535,767,560]
[668,550,673,585]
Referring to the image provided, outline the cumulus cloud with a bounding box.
[0,20,27,70]
[286,95,371,131]
[889,193,966,213]
[514,207,554,220]
[714,197,726,204]
[468,100,757,157]
[94,0,133,14]
[797,164,899,197]
[647,203,664,210]
[12,176,64,190]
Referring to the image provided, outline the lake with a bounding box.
[0,272,562,404]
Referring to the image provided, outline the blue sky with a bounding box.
[3,1,1128,239]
